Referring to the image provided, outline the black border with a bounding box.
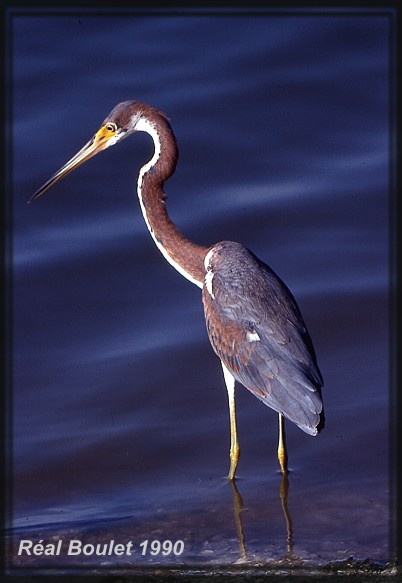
[1,2,401,581]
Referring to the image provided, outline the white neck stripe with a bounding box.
[136,117,203,289]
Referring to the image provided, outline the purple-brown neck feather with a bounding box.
[133,103,208,285]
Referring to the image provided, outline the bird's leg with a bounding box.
[278,413,288,475]
[221,362,240,480]
[227,385,240,481]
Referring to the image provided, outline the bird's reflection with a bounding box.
[279,473,294,556]
[229,480,247,561]
[229,473,294,563]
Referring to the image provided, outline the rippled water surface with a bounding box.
[7,7,395,575]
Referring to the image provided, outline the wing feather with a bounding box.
[202,241,324,435]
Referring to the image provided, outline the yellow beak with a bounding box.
[29,124,118,203]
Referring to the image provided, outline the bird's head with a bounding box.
[29,101,153,202]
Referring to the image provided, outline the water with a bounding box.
[6,8,394,575]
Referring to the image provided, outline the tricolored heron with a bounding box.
[30,101,324,480]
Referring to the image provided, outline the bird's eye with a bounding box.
[106,123,117,133]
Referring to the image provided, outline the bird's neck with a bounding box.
[136,117,207,288]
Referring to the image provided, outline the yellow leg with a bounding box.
[278,413,288,475]
[221,362,240,480]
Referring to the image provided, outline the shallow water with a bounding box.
[6,7,395,575]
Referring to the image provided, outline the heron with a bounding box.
[30,101,324,480]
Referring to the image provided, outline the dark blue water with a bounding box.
[7,8,393,574]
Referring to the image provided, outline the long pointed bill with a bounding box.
[29,125,119,203]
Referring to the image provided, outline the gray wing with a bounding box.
[202,242,324,435]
